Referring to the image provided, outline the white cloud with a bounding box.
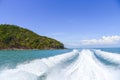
[81,35,120,45]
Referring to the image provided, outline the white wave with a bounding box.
[0,49,79,80]
[46,49,120,80]
[0,49,120,80]
[94,50,120,64]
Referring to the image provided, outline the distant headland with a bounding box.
[0,24,64,50]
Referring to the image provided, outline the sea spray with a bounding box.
[0,49,79,80]
[0,49,120,80]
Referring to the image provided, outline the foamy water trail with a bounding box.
[0,49,120,80]
[94,50,120,65]
[0,49,79,80]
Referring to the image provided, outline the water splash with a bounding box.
[0,49,120,80]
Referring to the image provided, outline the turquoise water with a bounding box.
[0,48,120,80]
[0,49,72,68]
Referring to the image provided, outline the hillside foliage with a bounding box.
[0,24,64,49]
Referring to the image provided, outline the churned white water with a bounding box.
[0,49,120,80]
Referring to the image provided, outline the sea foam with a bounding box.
[0,49,120,80]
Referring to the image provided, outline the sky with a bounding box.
[0,0,120,48]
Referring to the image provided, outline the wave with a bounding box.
[94,50,120,64]
[0,49,120,80]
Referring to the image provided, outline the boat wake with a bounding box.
[0,49,120,80]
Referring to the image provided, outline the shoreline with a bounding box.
[0,48,67,51]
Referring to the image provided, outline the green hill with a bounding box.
[0,24,64,50]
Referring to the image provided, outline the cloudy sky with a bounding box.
[0,0,120,48]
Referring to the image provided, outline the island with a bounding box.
[0,24,64,50]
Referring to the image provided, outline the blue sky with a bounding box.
[0,0,120,48]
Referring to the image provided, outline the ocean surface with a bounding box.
[0,48,120,80]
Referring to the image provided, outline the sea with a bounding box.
[0,48,120,80]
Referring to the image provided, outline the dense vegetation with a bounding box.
[0,24,64,50]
